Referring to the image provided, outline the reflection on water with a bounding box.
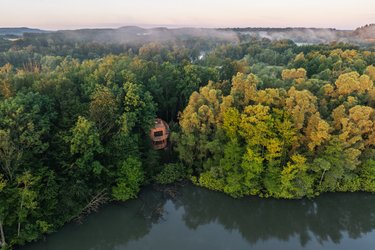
[21,185,375,250]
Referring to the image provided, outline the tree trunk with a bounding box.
[319,169,326,186]
[17,222,21,237]
[17,191,25,237]
[0,220,6,247]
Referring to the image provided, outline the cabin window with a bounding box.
[154,131,163,137]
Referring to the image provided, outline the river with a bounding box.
[21,184,375,250]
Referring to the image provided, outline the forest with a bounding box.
[0,31,374,249]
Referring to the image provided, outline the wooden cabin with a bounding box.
[150,118,170,150]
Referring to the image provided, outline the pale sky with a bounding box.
[0,0,374,30]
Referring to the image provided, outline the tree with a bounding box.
[312,138,355,192]
[334,72,373,96]
[220,140,245,197]
[359,159,375,192]
[112,157,144,201]
[240,147,264,195]
[222,108,240,139]
[123,82,156,132]
[0,174,7,247]
[285,87,317,131]
[0,130,21,181]
[281,68,307,82]
[280,154,313,199]
[238,105,283,166]
[69,116,104,174]
[337,105,374,149]
[15,172,38,238]
[176,83,223,169]
[89,86,118,137]
[255,88,286,107]
[0,92,54,180]
[365,65,375,81]
[304,113,331,151]
[230,73,258,108]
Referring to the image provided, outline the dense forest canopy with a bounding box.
[0,27,374,249]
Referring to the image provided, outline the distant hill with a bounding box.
[22,26,239,44]
[353,24,375,42]
[2,25,375,46]
[0,27,47,36]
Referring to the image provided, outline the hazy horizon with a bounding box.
[0,0,374,30]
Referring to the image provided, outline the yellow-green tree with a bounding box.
[230,73,258,108]
[304,113,331,151]
[365,65,375,81]
[281,68,307,83]
[334,72,373,96]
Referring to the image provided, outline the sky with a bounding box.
[0,0,374,30]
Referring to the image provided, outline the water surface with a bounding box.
[22,185,375,250]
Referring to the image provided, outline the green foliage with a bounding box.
[280,155,314,198]
[360,159,375,192]
[123,82,156,132]
[192,172,225,192]
[112,157,144,201]
[0,175,5,191]
[69,116,104,169]
[155,163,188,185]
